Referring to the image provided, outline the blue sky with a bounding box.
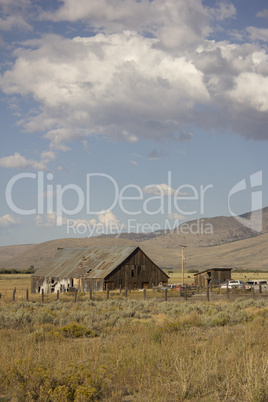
[0,0,268,246]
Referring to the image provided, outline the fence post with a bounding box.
[89,290,92,300]
[243,285,245,295]
[41,289,44,302]
[226,283,229,300]
[0,293,2,300]
[259,284,262,294]
[179,287,182,298]
[12,288,16,301]
[26,288,29,302]
[251,286,254,299]
[164,288,167,302]
[143,288,146,301]
[74,289,77,303]
[206,285,209,302]
[125,288,128,298]
[184,287,187,301]
[57,290,59,300]
[106,289,109,300]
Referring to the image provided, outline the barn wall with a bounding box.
[211,270,232,284]
[218,270,231,283]
[194,274,204,286]
[31,276,104,294]
[105,248,168,290]
[194,270,232,287]
[80,278,104,292]
[31,276,72,294]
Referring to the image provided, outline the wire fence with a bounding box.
[0,284,267,304]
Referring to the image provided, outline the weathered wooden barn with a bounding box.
[31,246,169,293]
[194,268,232,287]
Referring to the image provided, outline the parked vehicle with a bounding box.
[244,280,268,291]
[221,280,244,289]
[174,284,184,290]
[166,284,177,289]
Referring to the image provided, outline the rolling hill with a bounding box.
[0,207,267,271]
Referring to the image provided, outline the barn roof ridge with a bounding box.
[193,267,233,276]
[32,245,148,279]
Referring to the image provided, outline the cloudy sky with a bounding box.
[0,0,268,246]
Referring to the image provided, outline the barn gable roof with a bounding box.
[193,267,233,276]
[32,246,163,279]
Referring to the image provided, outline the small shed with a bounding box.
[193,268,232,287]
[31,246,169,293]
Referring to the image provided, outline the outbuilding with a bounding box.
[193,267,232,287]
[31,246,169,293]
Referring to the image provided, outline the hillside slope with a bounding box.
[0,207,267,271]
[143,232,268,270]
[142,207,268,249]
[0,231,268,271]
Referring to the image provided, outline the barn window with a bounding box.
[131,269,135,277]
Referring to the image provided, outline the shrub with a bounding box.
[58,322,96,338]
[4,360,107,401]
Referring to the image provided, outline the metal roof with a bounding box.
[33,246,138,279]
[193,267,233,276]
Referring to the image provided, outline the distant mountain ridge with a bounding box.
[90,207,268,245]
[0,207,268,271]
[97,207,268,248]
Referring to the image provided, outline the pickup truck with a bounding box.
[244,280,268,291]
[221,280,243,289]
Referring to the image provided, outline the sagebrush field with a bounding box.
[0,275,267,401]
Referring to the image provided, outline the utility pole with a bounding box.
[179,245,187,285]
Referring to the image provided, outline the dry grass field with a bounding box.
[0,274,31,300]
[0,275,268,401]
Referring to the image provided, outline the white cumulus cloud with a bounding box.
[35,209,121,230]
[228,73,268,112]
[0,152,47,170]
[0,214,22,227]
[0,0,32,31]
[35,212,98,228]
[40,0,213,50]
[0,0,267,147]
[98,209,120,227]
[246,27,268,42]
[41,151,56,163]
[0,32,210,149]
